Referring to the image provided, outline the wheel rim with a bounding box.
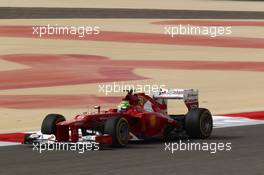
[117,121,129,143]
[200,114,212,136]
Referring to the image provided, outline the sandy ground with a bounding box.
[0,0,264,11]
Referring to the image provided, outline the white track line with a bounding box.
[213,116,264,128]
[0,142,21,147]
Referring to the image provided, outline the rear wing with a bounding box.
[153,88,199,110]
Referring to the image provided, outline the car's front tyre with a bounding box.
[41,114,66,135]
[104,116,129,147]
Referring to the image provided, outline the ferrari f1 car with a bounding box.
[26,89,213,147]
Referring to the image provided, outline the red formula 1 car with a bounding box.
[26,89,213,147]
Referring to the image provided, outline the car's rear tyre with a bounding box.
[41,114,66,135]
[185,108,213,139]
[104,116,129,147]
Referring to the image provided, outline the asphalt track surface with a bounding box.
[0,7,264,19]
[0,124,264,175]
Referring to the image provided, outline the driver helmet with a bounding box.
[117,101,130,112]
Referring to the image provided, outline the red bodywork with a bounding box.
[54,92,194,144]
